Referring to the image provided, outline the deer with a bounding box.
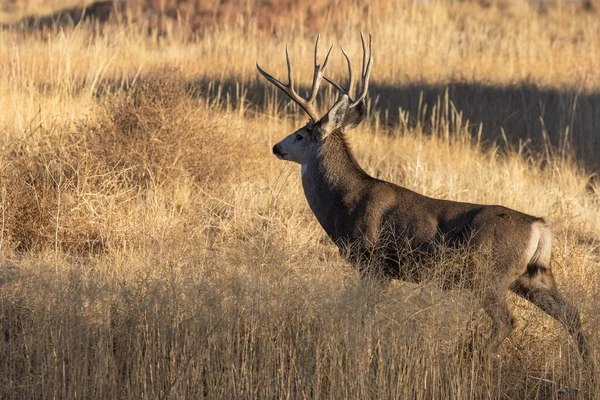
[256,33,589,360]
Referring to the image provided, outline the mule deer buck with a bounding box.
[257,33,589,359]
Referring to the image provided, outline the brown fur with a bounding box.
[298,125,588,359]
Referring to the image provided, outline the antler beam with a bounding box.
[257,35,333,123]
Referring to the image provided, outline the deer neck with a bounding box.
[301,132,368,240]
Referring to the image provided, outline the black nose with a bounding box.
[273,144,285,157]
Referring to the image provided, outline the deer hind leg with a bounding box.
[510,265,589,360]
[482,289,516,353]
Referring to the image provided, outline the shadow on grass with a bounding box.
[1,1,121,29]
[184,78,600,172]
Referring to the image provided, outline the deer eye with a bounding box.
[296,134,303,141]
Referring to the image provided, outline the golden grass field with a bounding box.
[0,0,599,398]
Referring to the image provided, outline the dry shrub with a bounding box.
[0,72,242,252]
[1,133,80,251]
[0,124,120,252]
[90,72,236,190]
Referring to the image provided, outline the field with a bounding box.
[0,0,599,398]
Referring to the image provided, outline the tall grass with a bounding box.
[0,1,599,398]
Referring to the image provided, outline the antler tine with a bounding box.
[256,35,333,123]
[307,36,334,104]
[313,34,321,68]
[285,44,294,91]
[342,48,355,99]
[360,32,368,77]
[323,46,354,98]
[324,32,372,107]
[351,32,373,107]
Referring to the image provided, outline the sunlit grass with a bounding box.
[0,1,598,398]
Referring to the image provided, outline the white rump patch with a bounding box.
[523,226,540,265]
[525,221,552,267]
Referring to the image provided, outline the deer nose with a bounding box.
[272,144,286,157]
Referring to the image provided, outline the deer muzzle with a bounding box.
[272,144,287,159]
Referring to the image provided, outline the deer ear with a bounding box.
[343,100,365,131]
[319,95,350,136]
[319,95,364,136]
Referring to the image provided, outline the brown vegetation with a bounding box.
[2,0,364,32]
[0,0,598,398]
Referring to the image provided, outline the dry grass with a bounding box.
[0,0,599,398]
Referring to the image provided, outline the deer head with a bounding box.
[257,33,373,165]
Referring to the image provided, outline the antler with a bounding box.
[256,34,334,123]
[324,32,373,108]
